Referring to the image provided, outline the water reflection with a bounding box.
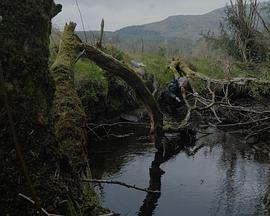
[90,126,270,216]
[138,129,197,215]
[138,151,163,216]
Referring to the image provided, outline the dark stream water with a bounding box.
[90,126,270,216]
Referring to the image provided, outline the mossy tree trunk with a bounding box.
[0,2,101,215]
[49,21,104,215]
[50,22,90,175]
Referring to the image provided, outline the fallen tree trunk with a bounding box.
[168,58,270,140]
[76,38,164,149]
[50,22,107,214]
[170,58,270,96]
[50,22,89,172]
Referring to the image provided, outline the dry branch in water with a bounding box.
[82,179,161,194]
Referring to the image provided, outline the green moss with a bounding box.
[51,23,79,70]
[67,186,103,216]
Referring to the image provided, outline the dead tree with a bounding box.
[169,58,270,143]
[226,0,262,62]
[170,58,270,95]
[75,36,164,149]
[50,22,113,214]
[50,22,91,178]
[96,19,105,48]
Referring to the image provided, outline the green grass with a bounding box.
[74,59,108,101]
[189,57,270,81]
[129,53,174,89]
[189,58,225,79]
[50,36,270,100]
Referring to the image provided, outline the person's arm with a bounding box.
[167,80,181,102]
[167,91,181,102]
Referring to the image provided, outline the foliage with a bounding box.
[74,58,108,102]
[158,46,166,57]
[104,44,126,61]
[203,0,270,63]
[189,57,225,79]
[190,56,270,80]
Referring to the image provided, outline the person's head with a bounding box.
[176,77,188,88]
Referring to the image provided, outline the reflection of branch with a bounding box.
[19,193,62,216]
[82,179,160,194]
[138,151,163,216]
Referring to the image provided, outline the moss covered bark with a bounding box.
[0,1,62,214]
[50,23,89,168]
[0,2,101,215]
[50,22,104,215]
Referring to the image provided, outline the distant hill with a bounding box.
[116,2,270,41]
[116,7,226,41]
[76,2,270,54]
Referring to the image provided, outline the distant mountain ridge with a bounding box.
[115,2,269,41]
[76,2,270,53]
[115,7,226,40]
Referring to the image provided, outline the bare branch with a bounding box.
[82,179,161,194]
[18,193,63,216]
[97,19,105,48]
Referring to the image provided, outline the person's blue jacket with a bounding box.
[166,79,180,100]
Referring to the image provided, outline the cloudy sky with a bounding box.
[53,0,235,31]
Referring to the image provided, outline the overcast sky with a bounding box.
[52,0,242,31]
